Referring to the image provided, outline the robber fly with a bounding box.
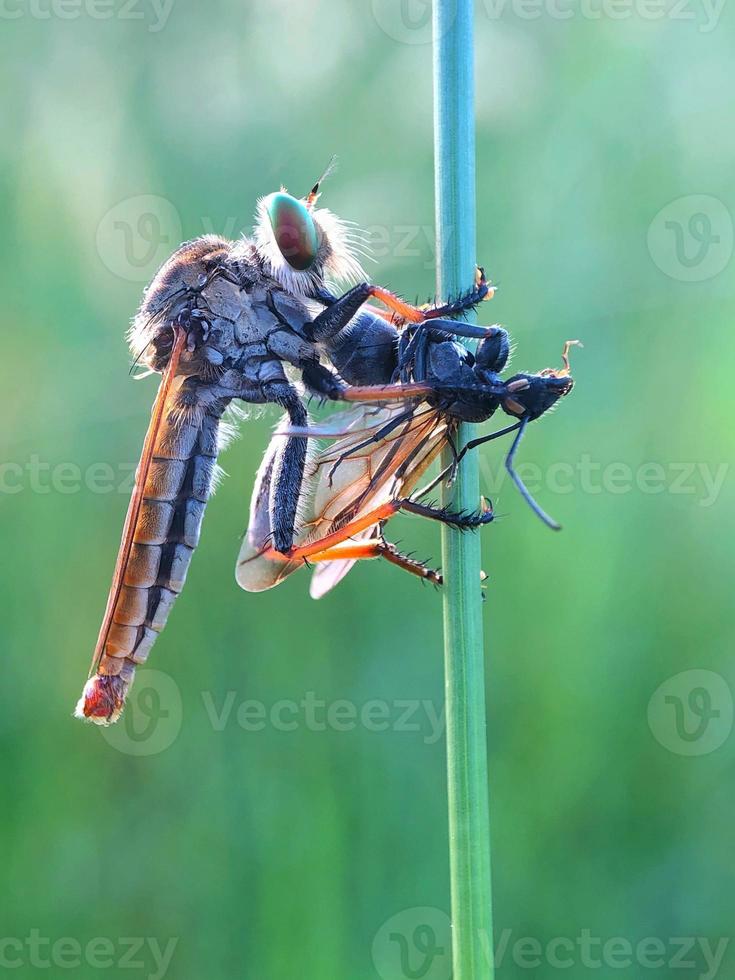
[237,334,579,596]
[76,165,496,725]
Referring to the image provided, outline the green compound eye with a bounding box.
[266,192,319,271]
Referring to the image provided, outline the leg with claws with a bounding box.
[308,268,494,344]
[302,539,444,586]
[266,494,494,560]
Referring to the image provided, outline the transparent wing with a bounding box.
[236,402,447,595]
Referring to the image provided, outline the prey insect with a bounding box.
[76,167,495,725]
[236,335,579,596]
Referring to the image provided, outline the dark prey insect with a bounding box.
[76,170,496,725]
[237,335,579,596]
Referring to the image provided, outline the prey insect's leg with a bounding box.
[262,382,310,553]
[304,540,443,586]
[398,320,503,378]
[454,421,523,463]
[504,418,561,531]
[325,407,417,485]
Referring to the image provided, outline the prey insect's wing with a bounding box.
[306,405,446,597]
[236,402,447,596]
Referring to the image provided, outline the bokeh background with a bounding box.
[1,1,734,977]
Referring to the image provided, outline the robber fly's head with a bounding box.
[128,234,232,372]
[499,340,581,421]
[253,160,366,296]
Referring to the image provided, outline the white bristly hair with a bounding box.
[252,193,368,296]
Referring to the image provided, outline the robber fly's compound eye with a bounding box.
[265,192,319,271]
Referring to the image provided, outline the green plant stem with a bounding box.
[433,1,495,977]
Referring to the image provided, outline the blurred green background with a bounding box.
[1,1,733,977]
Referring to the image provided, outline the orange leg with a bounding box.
[303,540,443,586]
[369,286,426,324]
[263,496,494,563]
[263,501,401,562]
[367,268,494,326]
[339,382,433,403]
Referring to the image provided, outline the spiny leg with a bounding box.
[264,491,494,563]
[265,500,401,560]
[420,266,495,320]
[303,539,443,586]
[376,266,495,326]
[308,270,493,344]
[400,497,494,530]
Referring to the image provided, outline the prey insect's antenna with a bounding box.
[306,155,338,208]
[541,339,583,378]
[504,418,561,531]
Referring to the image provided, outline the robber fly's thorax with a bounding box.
[129,235,325,392]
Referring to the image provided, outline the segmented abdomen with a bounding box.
[78,385,229,723]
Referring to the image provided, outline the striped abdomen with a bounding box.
[77,379,229,724]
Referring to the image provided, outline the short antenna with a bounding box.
[306,155,338,208]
